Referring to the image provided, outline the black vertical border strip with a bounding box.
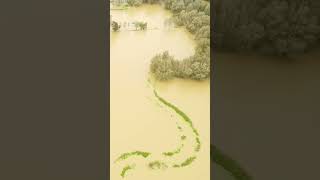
[1,0,109,179]
[105,0,111,179]
[210,0,215,179]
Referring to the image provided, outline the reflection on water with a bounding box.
[110,5,210,180]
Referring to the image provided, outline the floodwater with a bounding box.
[213,51,320,180]
[110,5,210,180]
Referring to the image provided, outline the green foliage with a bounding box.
[150,51,176,80]
[194,137,201,152]
[258,0,320,55]
[153,90,199,137]
[115,151,151,162]
[127,0,142,6]
[173,156,197,168]
[213,0,320,56]
[148,161,168,169]
[112,21,121,32]
[150,0,210,81]
[171,0,185,13]
[181,135,186,140]
[163,144,184,156]
[133,21,148,30]
[120,164,135,178]
[150,50,210,81]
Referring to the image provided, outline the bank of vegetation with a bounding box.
[112,0,211,80]
[120,164,135,178]
[150,0,210,81]
[115,151,151,163]
[148,161,168,169]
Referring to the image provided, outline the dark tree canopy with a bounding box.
[213,0,320,56]
[112,21,121,32]
[150,0,211,81]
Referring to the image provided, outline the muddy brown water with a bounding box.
[110,5,210,180]
[213,51,320,180]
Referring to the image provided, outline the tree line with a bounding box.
[111,21,148,31]
[213,0,320,56]
[150,0,211,81]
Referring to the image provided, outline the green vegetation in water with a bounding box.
[133,21,148,30]
[163,144,184,157]
[181,135,186,140]
[114,85,202,177]
[127,0,142,7]
[211,145,252,180]
[115,151,151,163]
[148,161,168,170]
[194,137,201,152]
[176,122,183,131]
[173,156,197,168]
[150,0,210,81]
[153,90,199,136]
[111,3,129,10]
[111,21,121,32]
[120,164,135,178]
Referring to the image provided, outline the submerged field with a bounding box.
[110,5,210,180]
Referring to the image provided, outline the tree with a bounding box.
[133,21,148,30]
[213,0,320,55]
[171,0,185,13]
[257,0,320,55]
[112,21,121,32]
[150,51,176,80]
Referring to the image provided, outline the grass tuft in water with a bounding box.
[195,137,201,152]
[115,151,151,163]
[173,156,197,168]
[181,135,186,140]
[148,161,168,170]
[163,144,184,157]
[120,164,135,178]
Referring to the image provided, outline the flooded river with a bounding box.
[213,51,320,180]
[110,5,210,180]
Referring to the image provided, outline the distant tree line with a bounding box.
[111,21,148,31]
[127,0,142,6]
[133,21,148,30]
[150,0,211,81]
[127,0,163,6]
[213,0,320,56]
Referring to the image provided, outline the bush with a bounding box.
[150,52,176,80]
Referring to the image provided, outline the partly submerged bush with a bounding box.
[150,51,210,81]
